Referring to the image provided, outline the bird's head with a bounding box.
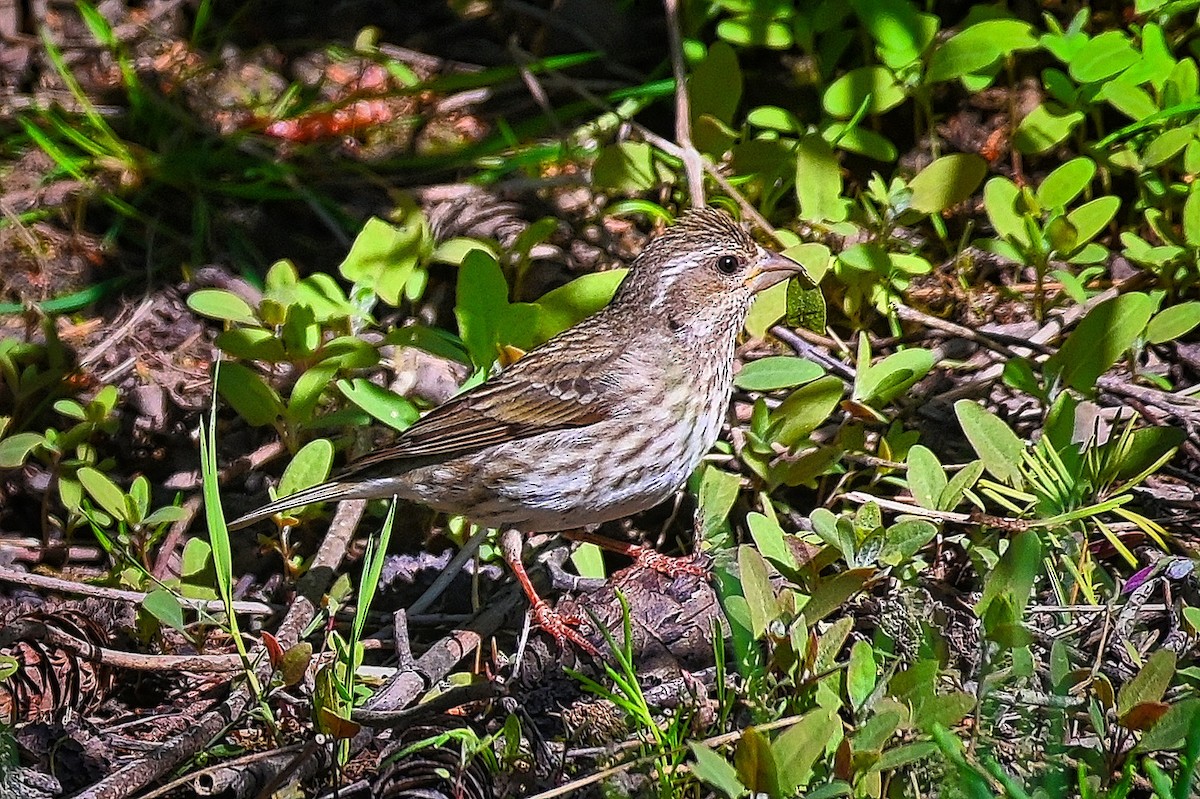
[613,207,812,328]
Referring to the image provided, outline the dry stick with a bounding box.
[73,499,366,799]
[3,617,244,672]
[0,566,277,616]
[663,0,704,208]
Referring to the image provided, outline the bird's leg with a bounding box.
[499,529,600,657]
[562,529,709,578]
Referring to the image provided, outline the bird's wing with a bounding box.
[341,348,621,474]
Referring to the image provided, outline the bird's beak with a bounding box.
[744,249,815,292]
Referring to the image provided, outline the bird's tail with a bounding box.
[226,481,356,531]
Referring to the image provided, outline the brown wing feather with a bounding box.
[342,336,620,474]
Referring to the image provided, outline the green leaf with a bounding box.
[532,270,625,341]
[772,707,840,794]
[1147,301,1200,344]
[1100,80,1159,121]
[187,289,259,325]
[853,348,935,406]
[975,530,1041,619]
[214,328,287,362]
[786,282,828,334]
[690,743,746,798]
[717,15,792,49]
[592,142,657,192]
[1136,698,1200,752]
[78,466,129,522]
[698,464,742,543]
[142,588,186,633]
[735,356,824,391]
[143,505,188,527]
[906,445,946,510]
[939,460,984,510]
[1013,103,1084,155]
[1069,31,1139,83]
[336,379,420,432]
[847,640,876,711]
[0,432,46,468]
[1142,126,1200,165]
[1065,196,1119,246]
[983,177,1028,244]
[338,216,426,306]
[430,236,496,266]
[53,399,86,420]
[738,545,777,639]
[216,362,285,427]
[277,438,334,499]
[1045,292,1155,391]
[747,512,796,571]
[849,0,936,68]
[1184,183,1200,247]
[926,19,1037,83]
[954,400,1024,486]
[878,520,938,566]
[908,154,988,214]
[1117,650,1176,718]
[1037,157,1095,208]
[822,66,906,118]
[747,105,797,132]
[767,376,844,449]
[746,280,789,338]
[690,40,742,125]
[735,727,779,795]
[795,133,845,223]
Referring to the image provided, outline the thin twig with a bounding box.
[663,0,704,207]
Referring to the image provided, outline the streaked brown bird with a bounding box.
[229,207,809,653]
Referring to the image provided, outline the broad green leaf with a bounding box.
[277,438,334,498]
[1070,31,1139,83]
[849,0,936,68]
[853,348,934,406]
[1100,80,1159,121]
[1184,183,1200,246]
[142,588,186,633]
[822,66,906,118]
[698,464,742,542]
[690,40,742,125]
[735,727,779,795]
[746,280,789,338]
[336,379,420,432]
[592,142,657,192]
[767,376,844,449]
[690,742,746,798]
[430,237,495,266]
[878,520,938,566]
[0,432,46,468]
[975,530,1041,619]
[1037,157,1095,208]
[1065,196,1120,246]
[338,216,425,306]
[1045,292,1155,391]
[954,400,1024,486]
[1136,698,1200,752]
[795,133,845,223]
[926,20,1037,83]
[1137,127,1195,166]
[217,362,285,427]
[847,640,876,711]
[1118,650,1176,718]
[772,707,840,794]
[747,512,796,571]
[717,16,792,49]
[214,328,287,362]
[187,289,259,325]
[825,123,898,161]
[78,466,129,522]
[785,282,828,334]
[738,545,777,638]
[1146,301,1200,344]
[747,105,797,132]
[908,154,987,214]
[906,445,946,510]
[803,568,872,622]
[983,177,1028,244]
[532,270,625,341]
[735,356,824,391]
[939,460,984,510]
[1013,103,1084,154]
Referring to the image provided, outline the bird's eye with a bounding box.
[716,255,741,274]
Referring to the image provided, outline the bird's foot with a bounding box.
[530,600,600,658]
[628,547,710,579]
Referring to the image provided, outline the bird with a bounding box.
[228,207,810,654]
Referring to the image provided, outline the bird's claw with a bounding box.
[630,548,711,579]
[531,600,600,657]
